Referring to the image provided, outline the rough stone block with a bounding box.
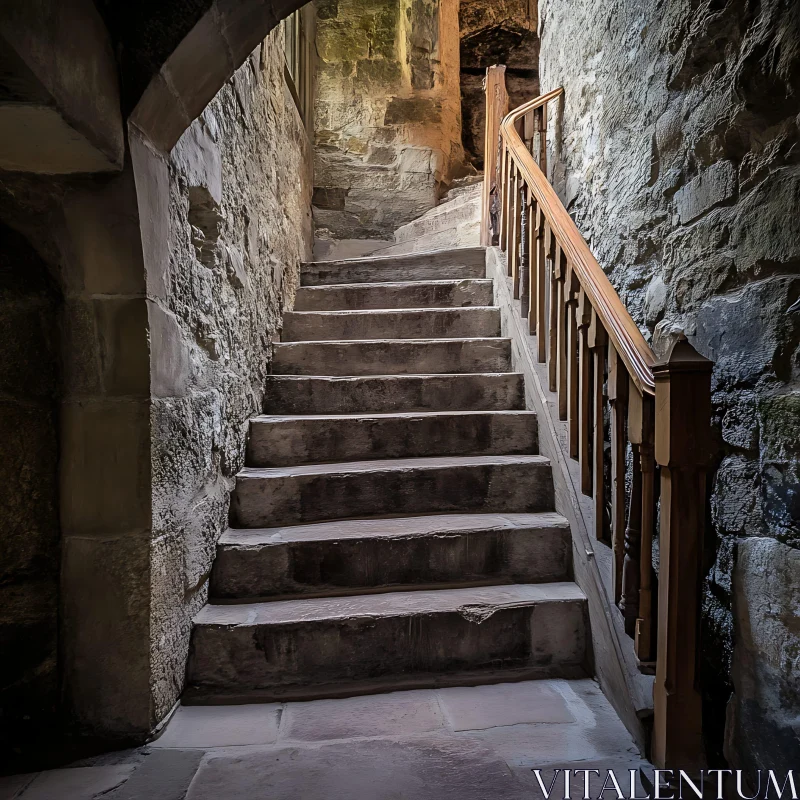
[60,399,151,537]
[61,533,153,736]
[675,160,737,225]
[727,538,800,772]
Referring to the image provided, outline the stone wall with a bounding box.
[538,0,800,772]
[0,222,60,761]
[149,31,313,720]
[313,0,464,243]
[459,0,539,169]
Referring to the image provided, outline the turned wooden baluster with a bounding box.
[534,206,547,355]
[525,194,536,331]
[500,149,511,251]
[608,346,629,604]
[652,336,712,770]
[565,263,580,459]
[636,394,656,664]
[588,309,608,542]
[554,244,568,420]
[621,383,643,636]
[509,167,521,282]
[547,236,559,390]
[577,288,593,495]
[519,183,529,316]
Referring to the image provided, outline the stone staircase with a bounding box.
[185,245,588,704]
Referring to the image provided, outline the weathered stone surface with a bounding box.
[293,278,494,310]
[263,373,526,414]
[283,306,500,342]
[148,30,313,723]
[301,247,487,286]
[187,583,586,698]
[212,512,571,598]
[727,538,800,773]
[185,736,532,800]
[232,454,555,527]
[540,0,800,769]
[439,680,574,731]
[281,690,445,741]
[272,337,512,376]
[152,705,281,749]
[247,410,537,466]
[313,0,465,240]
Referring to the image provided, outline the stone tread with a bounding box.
[246,410,538,466]
[282,306,500,341]
[271,337,512,376]
[293,279,494,311]
[394,195,481,244]
[262,373,526,414]
[301,247,486,286]
[194,582,586,627]
[237,453,550,480]
[219,511,570,546]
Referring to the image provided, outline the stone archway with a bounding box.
[0,0,314,754]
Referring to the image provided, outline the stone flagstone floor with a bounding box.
[1,679,649,799]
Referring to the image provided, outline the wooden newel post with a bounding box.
[651,335,713,770]
[481,65,509,246]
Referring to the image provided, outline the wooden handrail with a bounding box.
[499,89,656,396]
[483,70,714,770]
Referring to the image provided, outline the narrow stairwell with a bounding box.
[185,245,590,704]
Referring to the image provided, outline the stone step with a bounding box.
[187,583,588,701]
[231,454,555,528]
[263,373,526,415]
[375,220,482,257]
[210,512,571,600]
[247,410,538,467]
[394,195,481,244]
[441,178,483,204]
[293,279,494,311]
[282,307,500,342]
[272,338,512,376]
[301,247,485,286]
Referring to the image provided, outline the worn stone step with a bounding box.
[247,410,538,467]
[272,338,512,376]
[375,220,482,257]
[394,195,481,244]
[282,307,500,342]
[263,373,526,415]
[187,583,588,701]
[301,247,486,286]
[210,512,571,600]
[231,454,555,528]
[293,279,494,311]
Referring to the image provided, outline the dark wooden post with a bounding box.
[651,336,713,770]
[481,65,508,246]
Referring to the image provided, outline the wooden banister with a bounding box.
[500,89,656,396]
[483,70,714,770]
